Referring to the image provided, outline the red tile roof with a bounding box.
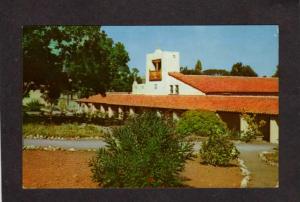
[168,72,279,94]
[78,93,278,115]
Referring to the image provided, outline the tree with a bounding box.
[194,59,202,74]
[272,65,279,77]
[23,26,131,101]
[180,66,201,75]
[109,42,132,92]
[230,62,258,77]
[130,68,143,84]
[202,69,230,76]
[23,26,70,111]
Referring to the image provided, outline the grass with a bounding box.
[23,123,105,139]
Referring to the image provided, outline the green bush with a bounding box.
[200,132,240,166]
[175,110,227,137]
[89,112,194,188]
[24,99,44,112]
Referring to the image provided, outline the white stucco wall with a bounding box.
[132,49,204,95]
[240,116,249,133]
[270,117,279,144]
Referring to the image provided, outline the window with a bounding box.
[175,85,179,94]
[170,85,173,94]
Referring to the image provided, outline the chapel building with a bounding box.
[78,49,279,144]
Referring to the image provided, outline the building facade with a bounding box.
[78,49,279,144]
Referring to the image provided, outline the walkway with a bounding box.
[237,143,278,188]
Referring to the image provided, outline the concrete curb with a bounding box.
[24,135,103,141]
[23,145,97,152]
[238,158,251,188]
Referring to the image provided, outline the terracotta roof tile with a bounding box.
[78,94,278,115]
[168,72,278,94]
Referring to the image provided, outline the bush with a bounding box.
[89,112,194,188]
[200,132,240,166]
[240,113,266,142]
[175,110,227,137]
[24,99,44,112]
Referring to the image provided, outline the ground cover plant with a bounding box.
[175,110,227,137]
[89,112,194,188]
[23,123,104,138]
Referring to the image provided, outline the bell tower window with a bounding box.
[149,59,162,81]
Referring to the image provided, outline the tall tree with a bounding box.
[109,42,132,92]
[23,26,69,103]
[23,26,131,101]
[194,59,202,74]
[230,62,258,77]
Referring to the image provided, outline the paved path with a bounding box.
[23,138,278,187]
[237,143,278,188]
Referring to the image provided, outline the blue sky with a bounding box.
[102,26,278,77]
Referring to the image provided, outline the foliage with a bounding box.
[180,66,201,75]
[23,99,44,112]
[130,67,143,84]
[240,113,266,142]
[202,69,231,76]
[89,112,194,188]
[227,129,241,140]
[23,26,131,102]
[23,123,104,138]
[230,62,258,77]
[57,99,68,115]
[175,110,227,137]
[194,59,202,74]
[200,132,240,166]
[272,65,279,77]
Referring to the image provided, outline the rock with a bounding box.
[69,148,75,151]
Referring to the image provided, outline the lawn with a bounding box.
[22,150,242,188]
[23,123,105,139]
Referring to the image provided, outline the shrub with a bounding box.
[175,110,227,137]
[24,99,44,112]
[240,113,266,142]
[200,132,240,166]
[89,112,194,188]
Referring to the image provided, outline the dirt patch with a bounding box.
[23,150,98,188]
[23,150,242,188]
[181,157,242,188]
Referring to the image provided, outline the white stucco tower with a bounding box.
[132,49,204,95]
